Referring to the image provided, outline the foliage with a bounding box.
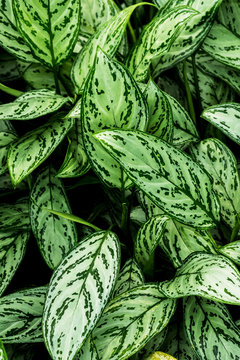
[0,0,240,359]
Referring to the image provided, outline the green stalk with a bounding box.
[128,20,136,44]
[183,59,196,124]
[0,82,23,97]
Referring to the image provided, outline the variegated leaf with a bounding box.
[43,230,120,360]
[134,328,168,360]
[144,80,173,142]
[0,131,17,175]
[127,6,197,82]
[218,0,240,36]
[130,206,146,225]
[202,22,240,71]
[94,129,220,228]
[191,138,240,229]
[79,285,177,360]
[151,0,223,77]
[0,287,47,343]
[80,0,119,35]
[0,89,70,121]
[30,165,78,269]
[219,240,240,267]
[145,352,177,360]
[201,103,240,145]
[163,91,199,149]
[0,52,20,82]
[72,4,141,94]
[0,0,35,62]
[183,296,240,359]
[0,198,29,231]
[113,258,144,297]
[0,120,15,132]
[0,340,7,360]
[57,119,90,178]
[13,0,81,67]
[134,215,169,269]
[159,252,240,305]
[161,219,218,268]
[0,230,29,296]
[8,113,74,185]
[82,50,148,188]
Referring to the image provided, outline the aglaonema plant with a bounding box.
[0,0,240,359]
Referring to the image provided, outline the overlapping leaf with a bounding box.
[43,230,120,360]
[79,285,177,360]
[135,328,168,360]
[218,0,240,36]
[82,50,148,188]
[0,89,70,121]
[127,6,197,82]
[146,352,177,360]
[0,340,7,360]
[13,0,81,67]
[183,296,240,359]
[30,165,78,269]
[191,138,240,229]
[0,287,47,343]
[159,252,240,305]
[8,113,74,185]
[202,103,240,145]
[72,4,142,93]
[0,131,17,175]
[94,129,220,227]
[0,198,29,231]
[219,241,240,266]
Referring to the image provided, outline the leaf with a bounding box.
[94,129,220,228]
[79,285,177,360]
[218,0,240,36]
[57,119,90,178]
[13,0,81,67]
[134,215,169,269]
[0,198,29,231]
[82,49,148,188]
[0,287,47,343]
[8,113,74,186]
[144,80,173,142]
[201,103,240,146]
[0,131,17,176]
[159,252,240,305]
[0,230,29,296]
[183,296,240,359]
[127,6,197,82]
[42,230,120,360]
[135,328,168,360]
[0,89,70,121]
[191,138,240,229]
[0,52,19,82]
[0,340,7,360]
[71,3,145,93]
[0,0,35,62]
[145,352,177,360]
[202,22,240,71]
[30,165,78,269]
[151,0,223,77]
[219,240,240,267]
[113,258,144,297]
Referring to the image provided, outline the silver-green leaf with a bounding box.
[219,240,240,267]
[0,131,18,176]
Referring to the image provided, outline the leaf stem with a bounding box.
[183,59,196,124]
[0,82,23,97]
[128,21,136,44]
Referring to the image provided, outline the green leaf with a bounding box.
[79,285,177,360]
[127,6,197,82]
[82,50,148,188]
[151,0,223,78]
[161,219,217,268]
[201,103,240,146]
[190,138,240,229]
[0,230,29,296]
[0,198,29,231]
[8,113,74,186]
[202,22,240,71]
[94,129,220,228]
[219,240,240,267]
[0,52,19,82]
[0,0,35,62]
[218,0,240,36]
[0,89,70,121]
[13,0,81,67]
[0,131,17,176]
[42,230,120,360]
[71,3,146,94]
[159,252,240,305]
[57,119,90,178]
[0,287,47,343]
[135,328,168,360]
[30,165,78,269]
[144,80,173,142]
[0,340,7,360]
[183,296,240,359]
[134,215,169,269]
[113,258,144,297]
